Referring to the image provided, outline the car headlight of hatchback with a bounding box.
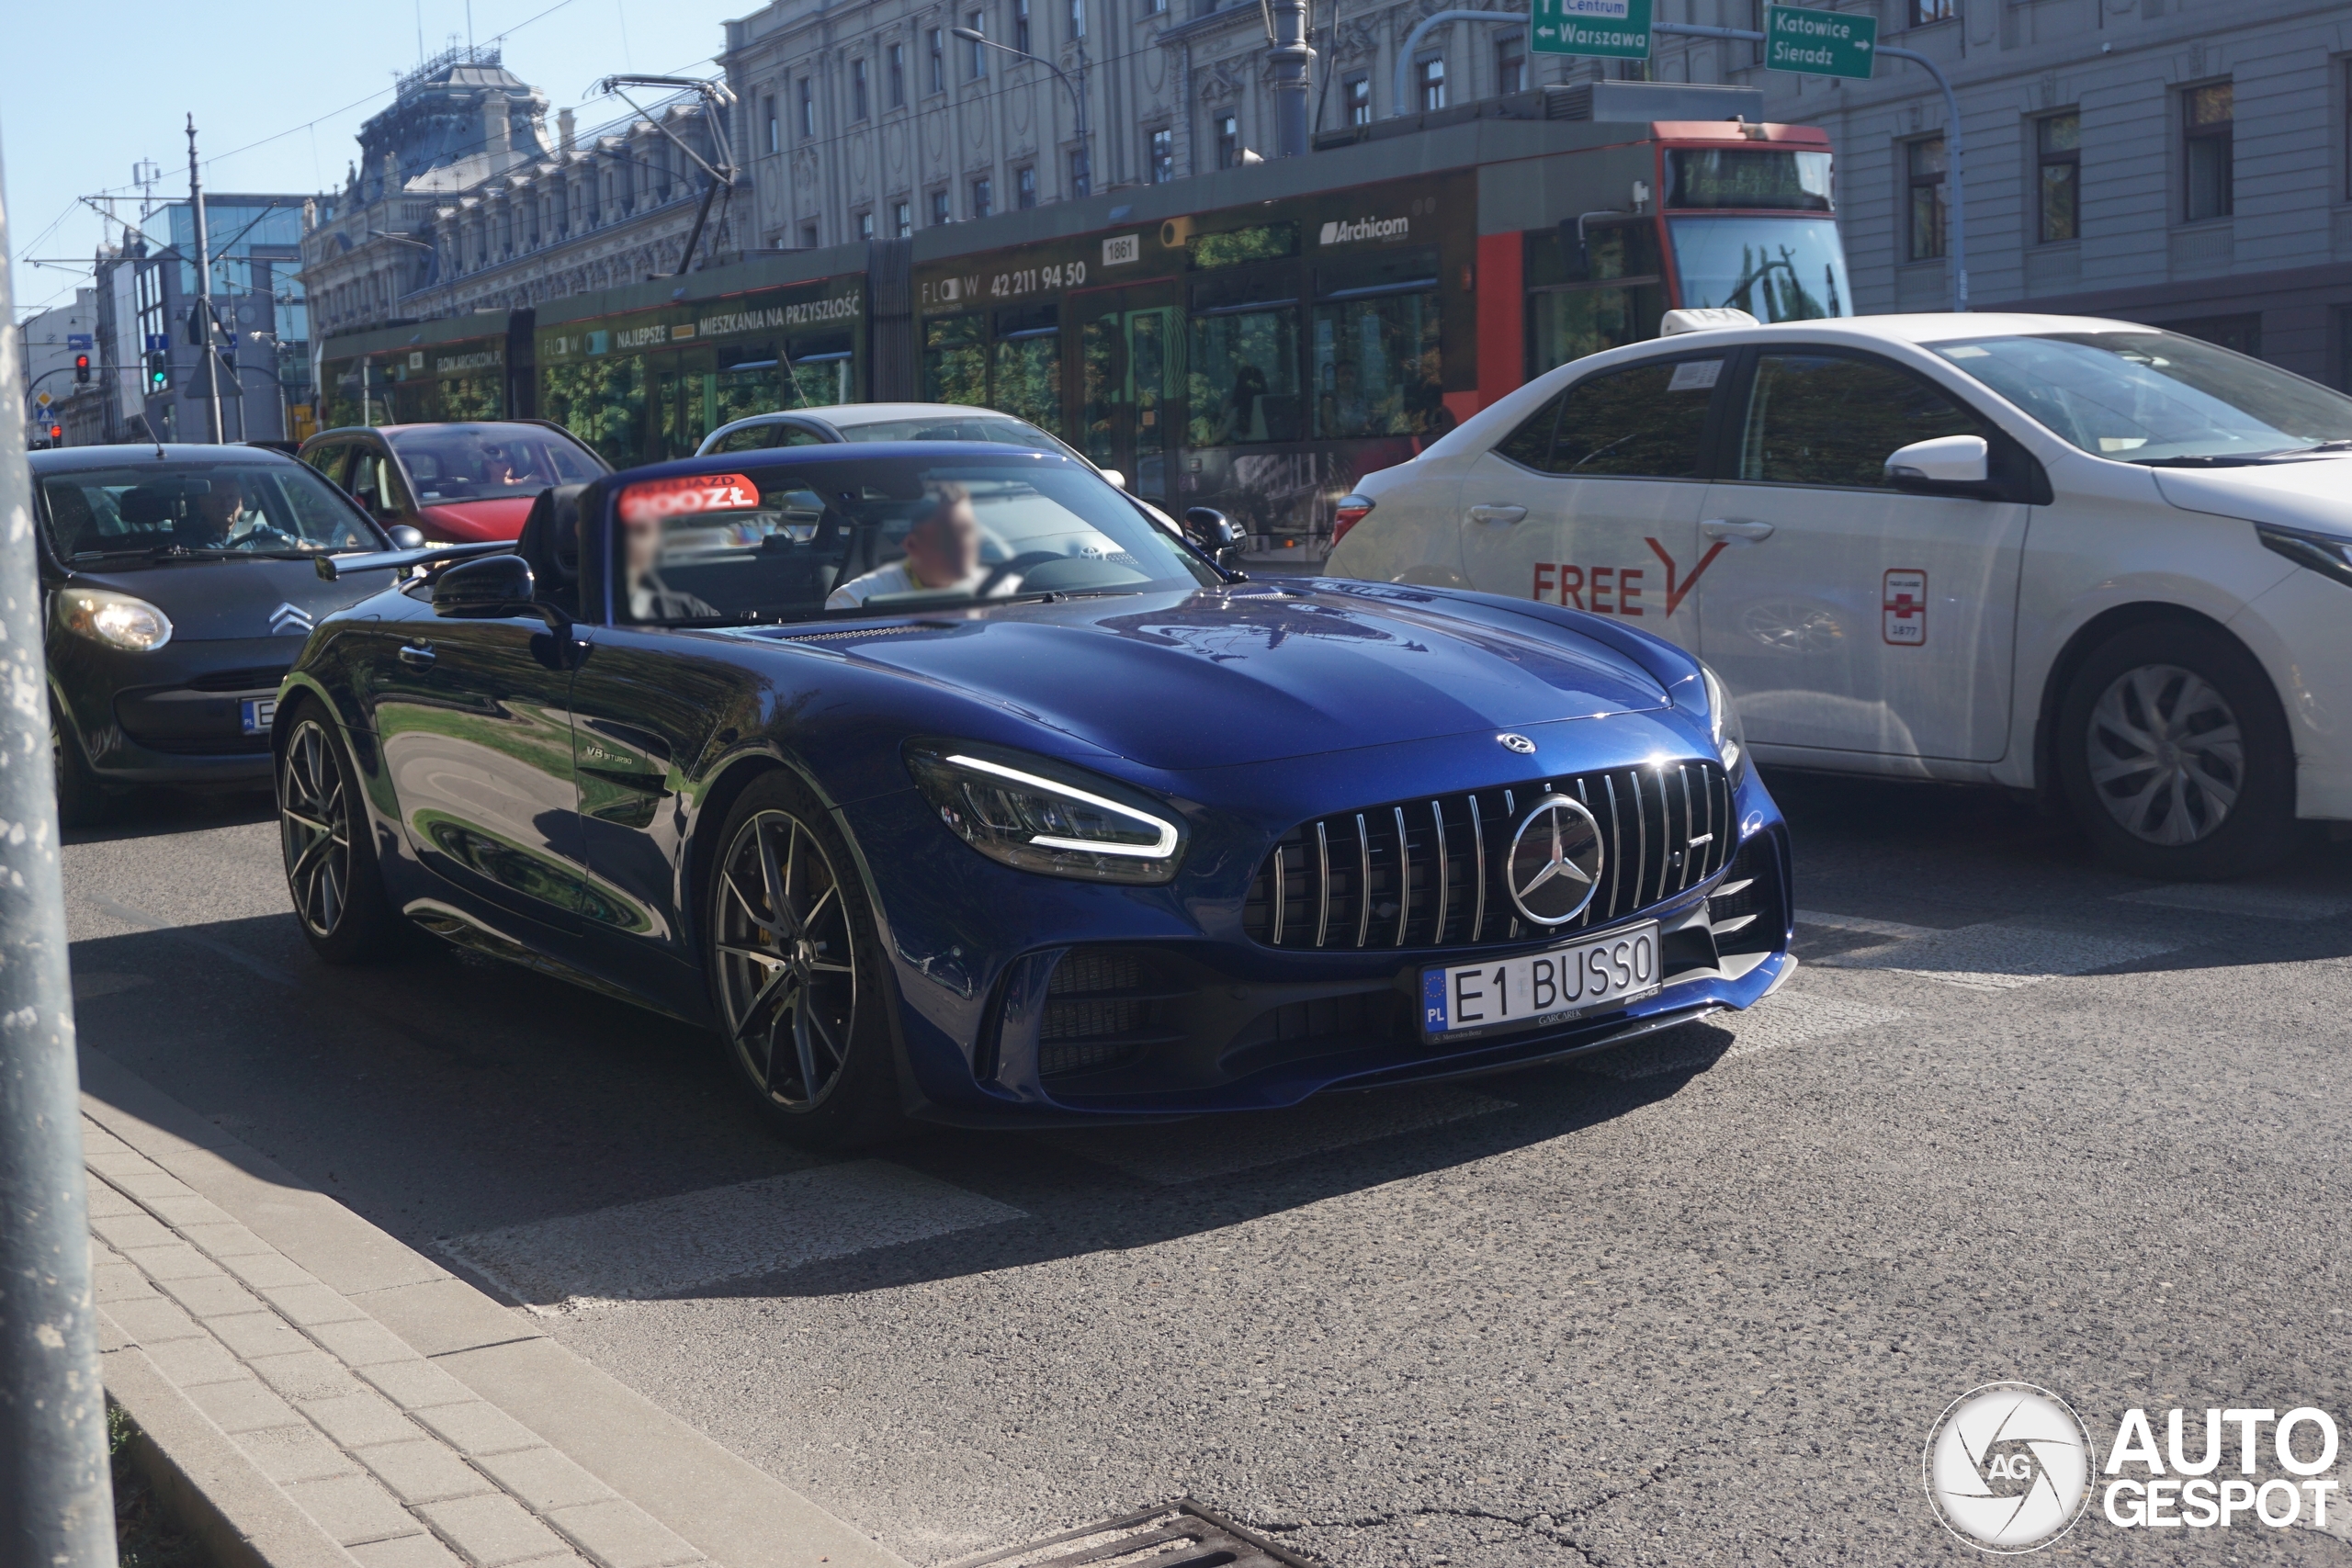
[1700,662,1746,782]
[905,741,1187,885]
[2256,524,2352,591]
[61,588,174,652]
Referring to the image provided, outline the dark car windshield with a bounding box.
[38,462,385,562]
[386,423,607,502]
[1930,332,2352,462]
[616,452,1216,626]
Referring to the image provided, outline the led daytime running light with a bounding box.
[943,752,1179,858]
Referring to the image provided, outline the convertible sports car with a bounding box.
[273,444,1792,1144]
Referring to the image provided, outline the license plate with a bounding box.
[240,697,277,736]
[1420,921,1661,1041]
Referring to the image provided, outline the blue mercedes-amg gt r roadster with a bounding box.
[274,444,1792,1145]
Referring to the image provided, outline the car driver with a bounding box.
[622,511,720,621]
[826,483,1022,609]
[183,475,296,550]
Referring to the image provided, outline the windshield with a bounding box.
[835,413,1066,449]
[386,423,607,502]
[38,463,384,561]
[1668,217,1850,322]
[1928,332,2352,463]
[616,452,1216,626]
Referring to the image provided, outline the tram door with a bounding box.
[1074,289,1181,505]
[652,346,719,461]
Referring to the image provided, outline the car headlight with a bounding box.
[1701,662,1746,782]
[61,588,174,652]
[2256,524,2352,591]
[905,741,1187,885]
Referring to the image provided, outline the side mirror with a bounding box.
[1885,434,1990,491]
[386,525,427,550]
[432,553,537,618]
[1097,467,1128,491]
[1184,506,1247,570]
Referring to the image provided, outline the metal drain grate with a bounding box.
[954,1499,1320,1568]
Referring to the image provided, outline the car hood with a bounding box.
[415,495,535,543]
[59,556,390,642]
[2154,456,2352,537]
[769,583,1673,769]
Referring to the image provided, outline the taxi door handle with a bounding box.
[1702,518,1776,542]
[1467,504,1527,524]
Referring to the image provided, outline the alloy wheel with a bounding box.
[714,807,859,1110]
[2085,662,2245,847]
[279,718,353,937]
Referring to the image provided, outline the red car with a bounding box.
[296,422,609,545]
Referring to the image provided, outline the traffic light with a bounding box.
[48,424,62,445]
[73,354,90,385]
[146,352,168,393]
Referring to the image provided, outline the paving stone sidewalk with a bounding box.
[86,1113,713,1568]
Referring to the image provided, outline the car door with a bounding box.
[358,592,590,925]
[346,437,421,535]
[1695,347,2030,762]
[1455,350,1732,652]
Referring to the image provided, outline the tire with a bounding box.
[705,773,903,1149]
[277,703,400,962]
[51,706,110,829]
[2055,620,2299,882]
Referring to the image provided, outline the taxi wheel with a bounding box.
[277,704,398,962]
[51,709,110,829]
[2056,621,2297,882]
[704,773,904,1150]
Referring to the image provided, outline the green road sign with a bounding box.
[1764,4,1876,78]
[1532,0,1655,61]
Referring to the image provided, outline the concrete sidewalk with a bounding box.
[80,1046,908,1568]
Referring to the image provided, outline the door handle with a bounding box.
[1701,518,1776,542]
[1466,504,1528,525]
[396,641,435,669]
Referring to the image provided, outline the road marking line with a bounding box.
[1817,923,2182,991]
[1793,908,1943,942]
[2111,883,2352,920]
[1046,1085,1510,1186]
[1583,990,1910,1080]
[441,1162,1026,1312]
[84,894,302,988]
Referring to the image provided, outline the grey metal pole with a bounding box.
[0,130,117,1568]
[1269,0,1313,156]
[187,115,223,443]
[1652,20,1968,312]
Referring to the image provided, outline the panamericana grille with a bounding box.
[1242,761,1735,953]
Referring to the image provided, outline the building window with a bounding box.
[972,178,993,218]
[1016,165,1038,208]
[798,78,815,138]
[1069,149,1091,198]
[967,12,989,77]
[763,96,780,154]
[2036,111,2079,244]
[852,58,870,119]
[1909,0,1953,24]
[1148,127,1173,183]
[857,209,876,240]
[1069,0,1085,39]
[1215,111,1239,169]
[1015,0,1032,53]
[930,187,952,226]
[800,220,820,248]
[1906,135,1947,261]
[894,199,912,237]
[2184,81,2233,221]
[929,28,946,94]
[1496,33,1525,95]
[1143,0,1166,16]
[888,43,906,107]
[1344,74,1371,125]
[1418,56,1446,112]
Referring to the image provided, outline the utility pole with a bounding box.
[187,114,223,442]
[0,130,117,1568]
[1268,0,1312,157]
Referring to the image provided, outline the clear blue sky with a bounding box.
[4,0,751,324]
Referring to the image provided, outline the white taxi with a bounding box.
[1325,311,2352,880]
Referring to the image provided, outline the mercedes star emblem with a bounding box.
[1497,732,1537,754]
[268,603,315,637]
[1505,795,1605,927]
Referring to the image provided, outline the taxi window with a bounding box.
[1546,357,1723,479]
[712,423,828,454]
[1495,392,1565,470]
[1738,353,1985,489]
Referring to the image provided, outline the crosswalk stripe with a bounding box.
[1817,922,2181,991]
[2111,883,2352,920]
[441,1162,1026,1312]
[1046,1085,1510,1186]
[1794,908,1944,941]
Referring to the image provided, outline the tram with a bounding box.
[318,80,1852,553]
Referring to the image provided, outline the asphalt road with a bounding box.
[62,770,2352,1566]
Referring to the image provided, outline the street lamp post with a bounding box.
[953,27,1091,198]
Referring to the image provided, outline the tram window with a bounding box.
[1191,306,1301,446]
[541,357,649,470]
[1528,286,1664,375]
[789,332,857,405]
[1312,290,1444,439]
[717,345,786,424]
[1188,222,1296,269]
[1547,358,1721,479]
[924,314,989,406]
[993,304,1062,434]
